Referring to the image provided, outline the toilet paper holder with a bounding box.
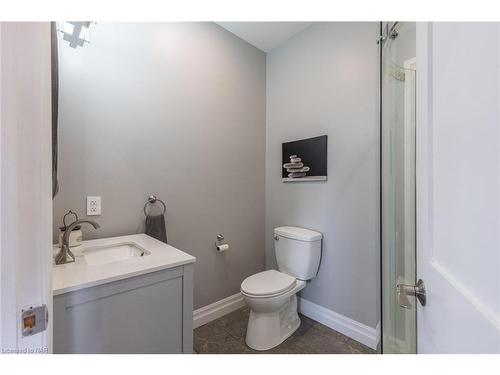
[215,234,229,253]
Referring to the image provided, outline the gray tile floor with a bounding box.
[194,306,377,354]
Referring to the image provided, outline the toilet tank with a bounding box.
[274,226,322,280]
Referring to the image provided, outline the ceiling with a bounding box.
[216,22,314,52]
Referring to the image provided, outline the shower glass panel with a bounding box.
[381,22,417,354]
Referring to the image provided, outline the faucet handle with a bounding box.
[62,210,79,229]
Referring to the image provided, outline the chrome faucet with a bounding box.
[55,220,100,265]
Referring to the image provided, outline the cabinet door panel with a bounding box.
[54,269,184,353]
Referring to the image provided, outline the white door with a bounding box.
[0,22,53,353]
[416,22,500,353]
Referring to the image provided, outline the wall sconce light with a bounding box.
[57,21,93,48]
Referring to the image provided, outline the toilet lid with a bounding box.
[241,270,296,297]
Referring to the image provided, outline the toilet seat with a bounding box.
[241,270,296,297]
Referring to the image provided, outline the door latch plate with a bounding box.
[22,304,48,337]
[397,279,427,309]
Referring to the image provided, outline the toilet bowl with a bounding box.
[241,226,322,351]
[241,269,306,350]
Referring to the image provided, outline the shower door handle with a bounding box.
[397,279,426,309]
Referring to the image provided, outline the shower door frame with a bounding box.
[379,22,418,354]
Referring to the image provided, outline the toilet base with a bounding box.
[245,294,301,351]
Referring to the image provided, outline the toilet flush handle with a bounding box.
[273,234,279,241]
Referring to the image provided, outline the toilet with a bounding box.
[241,226,322,351]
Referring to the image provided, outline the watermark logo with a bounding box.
[1,347,48,354]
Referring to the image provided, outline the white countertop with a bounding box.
[53,234,196,296]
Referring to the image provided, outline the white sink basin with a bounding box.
[53,234,196,295]
[82,242,150,266]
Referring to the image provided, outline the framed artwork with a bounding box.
[282,135,327,182]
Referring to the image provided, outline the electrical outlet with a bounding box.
[87,196,101,216]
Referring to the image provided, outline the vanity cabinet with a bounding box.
[53,264,193,353]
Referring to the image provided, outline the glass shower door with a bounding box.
[381,22,417,354]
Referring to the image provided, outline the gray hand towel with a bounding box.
[145,214,168,244]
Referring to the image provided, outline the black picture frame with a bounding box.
[282,135,327,182]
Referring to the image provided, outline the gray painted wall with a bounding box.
[53,23,266,309]
[265,23,380,328]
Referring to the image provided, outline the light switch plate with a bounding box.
[87,196,101,216]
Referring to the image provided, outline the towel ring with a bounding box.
[143,195,166,216]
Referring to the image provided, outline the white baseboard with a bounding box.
[193,293,380,350]
[193,292,246,329]
[298,297,380,350]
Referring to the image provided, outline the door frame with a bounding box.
[397,56,417,354]
[415,21,432,354]
[0,22,53,353]
[403,56,416,286]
